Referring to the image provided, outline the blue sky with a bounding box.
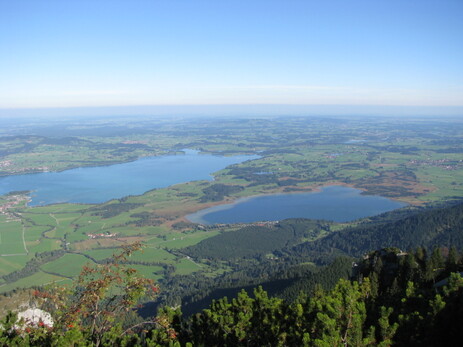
[1,0,462,110]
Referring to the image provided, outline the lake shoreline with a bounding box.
[173,180,421,226]
[0,150,259,206]
[184,184,409,225]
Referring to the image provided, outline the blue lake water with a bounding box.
[0,150,258,206]
[186,185,407,224]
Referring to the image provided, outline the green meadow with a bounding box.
[0,256,29,278]
[41,253,94,278]
[174,258,202,275]
[0,221,26,255]
[0,271,71,293]
[127,264,164,281]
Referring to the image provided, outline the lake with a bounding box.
[0,150,258,206]
[186,185,407,224]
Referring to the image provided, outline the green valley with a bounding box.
[1,115,463,306]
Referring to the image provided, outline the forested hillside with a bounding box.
[183,219,329,260]
[292,201,463,259]
[158,202,463,314]
[2,246,463,346]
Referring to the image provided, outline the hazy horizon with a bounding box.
[0,104,463,119]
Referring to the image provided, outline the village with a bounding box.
[0,193,30,219]
[408,158,463,171]
[87,231,117,239]
[0,160,12,168]
[0,159,50,175]
[198,220,279,230]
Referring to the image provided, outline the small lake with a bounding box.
[0,150,258,206]
[186,185,407,224]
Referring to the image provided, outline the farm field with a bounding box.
[0,220,26,255]
[0,256,28,278]
[127,264,165,281]
[0,271,70,293]
[41,253,94,278]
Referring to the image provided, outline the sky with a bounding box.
[1,0,462,112]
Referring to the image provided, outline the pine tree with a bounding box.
[446,246,459,273]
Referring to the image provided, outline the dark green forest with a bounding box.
[292,202,463,259]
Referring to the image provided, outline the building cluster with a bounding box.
[200,220,279,230]
[121,140,146,144]
[17,166,50,173]
[323,153,344,159]
[408,158,462,171]
[87,232,117,239]
[0,194,29,216]
[0,161,50,173]
[0,160,13,168]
